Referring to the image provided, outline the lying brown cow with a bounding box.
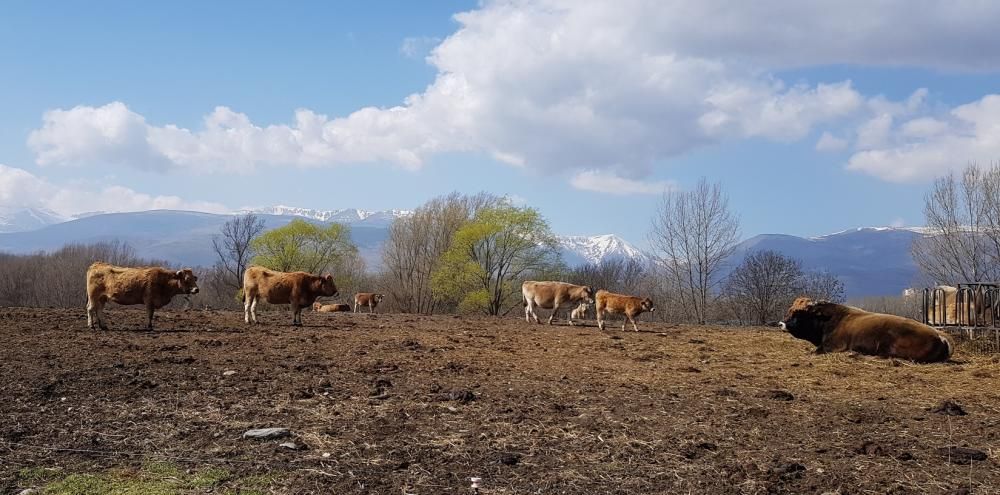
[522,281,595,325]
[780,297,952,363]
[85,262,199,331]
[595,290,655,331]
[354,293,384,313]
[243,266,338,326]
[313,302,351,312]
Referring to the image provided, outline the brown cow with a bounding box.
[521,281,595,325]
[85,262,199,331]
[354,293,384,313]
[595,290,655,331]
[780,297,952,363]
[243,266,338,326]
[313,302,351,312]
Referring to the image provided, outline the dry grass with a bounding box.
[1,307,998,494]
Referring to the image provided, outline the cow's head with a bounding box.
[312,302,323,311]
[313,274,339,298]
[640,297,655,313]
[375,293,385,303]
[583,286,596,303]
[779,297,838,347]
[175,269,199,294]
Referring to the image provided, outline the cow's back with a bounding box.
[833,312,952,362]
[87,262,152,304]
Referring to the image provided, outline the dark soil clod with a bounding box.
[931,400,967,416]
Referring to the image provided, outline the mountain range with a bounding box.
[0,207,925,297]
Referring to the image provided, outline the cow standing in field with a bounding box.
[243,266,338,326]
[595,290,655,331]
[85,262,200,331]
[521,281,595,326]
[354,293,384,313]
[313,302,351,312]
[780,297,952,363]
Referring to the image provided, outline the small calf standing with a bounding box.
[595,290,655,332]
[354,293,384,313]
[571,302,590,320]
[86,262,200,330]
[313,302,351,312]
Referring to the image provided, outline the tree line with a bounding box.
[0,178,850,326]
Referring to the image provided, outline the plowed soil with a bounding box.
[2,307,999,494]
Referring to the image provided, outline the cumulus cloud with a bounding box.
[846,94,1000,182]
[816,132,849,152]
[25,1,1000,185]
[0,164,228,216]
[570,170,675,195]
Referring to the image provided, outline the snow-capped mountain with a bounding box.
[729,227,926,297]
[0,207,69,233]
[558,234,649,266]
[243,205,413,226]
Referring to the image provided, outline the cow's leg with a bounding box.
[86,298,96,329]
[629,315,639,332]
[369,304,374,314]
[146,304,155,331]
[524,303,531,323]
[292,304,302,326]
[96,302,109,330]
[354,302,359,313]
[250,297,260,324]
[525,300,540,324]
[243,294,252,324]
[548,300,559,325]
[597,307,606,331]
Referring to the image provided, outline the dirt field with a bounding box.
[2,307,999,494]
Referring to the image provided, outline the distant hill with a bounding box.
[0,210,390,268]
[728,227,924,298]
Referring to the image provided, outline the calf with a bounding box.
[85,262,199,330]
[595,290,655,331]
[313,302,352,312]
[521,281,595,326]
[571,302,590,320]
[243,266,338,326]
[780,297,952,363]
[354,293,384,313]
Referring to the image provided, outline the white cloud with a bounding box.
[847,94,1000,182]
[570,170,675,195]
[400,36,441,59]
[25,2,1000,185]
[816,132,848,152]
[0,164,228,216]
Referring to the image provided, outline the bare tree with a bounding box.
[212,213,265,298]
[381,192,502,314]
[722,250,802,325]
[912,163,1000,285]
[649,178,740,324]
[799,270,845,303]
[567,257,647,294]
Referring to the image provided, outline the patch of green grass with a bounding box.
[38,462,234,495]
[18,466,61,482]
[222,472,280,495]
[190,467,232,488]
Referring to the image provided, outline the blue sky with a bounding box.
[2,1,1000,247]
